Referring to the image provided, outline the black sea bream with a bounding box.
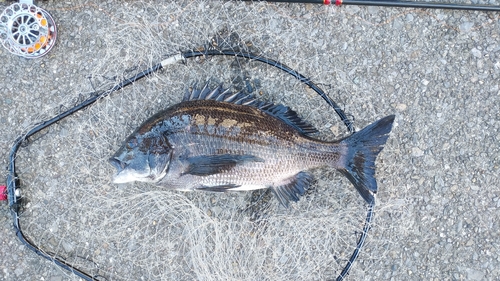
[110,84,395,206]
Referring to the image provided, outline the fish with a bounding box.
[109,84,395,207]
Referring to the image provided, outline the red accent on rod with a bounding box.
[0,185,7,201]
[335,0,343,6]
[324,0,331,4]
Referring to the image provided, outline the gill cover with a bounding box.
[110,133,172,184]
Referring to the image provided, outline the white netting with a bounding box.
[11,1,405,280]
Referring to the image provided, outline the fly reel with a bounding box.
[0,0,57,58]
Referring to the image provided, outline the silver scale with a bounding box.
[0,0,57,58]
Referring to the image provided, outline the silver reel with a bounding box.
[0,0,57,58]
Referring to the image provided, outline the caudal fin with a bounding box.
[338,115,395,204]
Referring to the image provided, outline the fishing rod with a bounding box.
[242,0,500,12]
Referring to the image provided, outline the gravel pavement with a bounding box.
[0,0,499,280]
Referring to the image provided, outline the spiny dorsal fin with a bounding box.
[184,83,318,135]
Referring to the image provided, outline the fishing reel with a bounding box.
[0,0,57,58]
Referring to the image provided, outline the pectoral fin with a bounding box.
[185,154,264,176]
[271,172,314,208]
[195,184,241,192]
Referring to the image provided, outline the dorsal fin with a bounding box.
[184,83,318,135]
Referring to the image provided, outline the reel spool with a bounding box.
[0,1,57,58]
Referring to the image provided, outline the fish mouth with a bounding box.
[108,157,152,184]
[109,157,131,184]
[109,157,125,172]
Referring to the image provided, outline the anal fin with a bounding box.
[271,172,314,208]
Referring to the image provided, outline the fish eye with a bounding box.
[126,139,137,149]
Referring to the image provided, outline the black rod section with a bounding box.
[241,0,500,11]
[341,0,500,11]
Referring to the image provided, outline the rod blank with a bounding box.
[341,0,500,11]
[241,0,500,12]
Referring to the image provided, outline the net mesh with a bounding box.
[8,1,407,280]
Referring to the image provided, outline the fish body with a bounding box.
[110,84,395,206]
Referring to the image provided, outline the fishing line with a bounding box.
[5,49,372,281]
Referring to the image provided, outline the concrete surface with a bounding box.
[0,0,499,280]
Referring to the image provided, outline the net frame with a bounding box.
[5,48,374,281]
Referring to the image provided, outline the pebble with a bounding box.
[14,267,23,276]
[471,48,482,58]
[459,22,474,32]
[466,268,485,281]
[395,103,407,111]
[412,147,424,157]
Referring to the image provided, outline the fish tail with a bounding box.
[337,115,395,204]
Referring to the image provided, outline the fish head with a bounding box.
[109,133,172,184]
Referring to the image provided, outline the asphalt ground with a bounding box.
[0,0,499,280]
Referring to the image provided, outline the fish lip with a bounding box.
[109,158,128,184]
[109,157,124,171]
